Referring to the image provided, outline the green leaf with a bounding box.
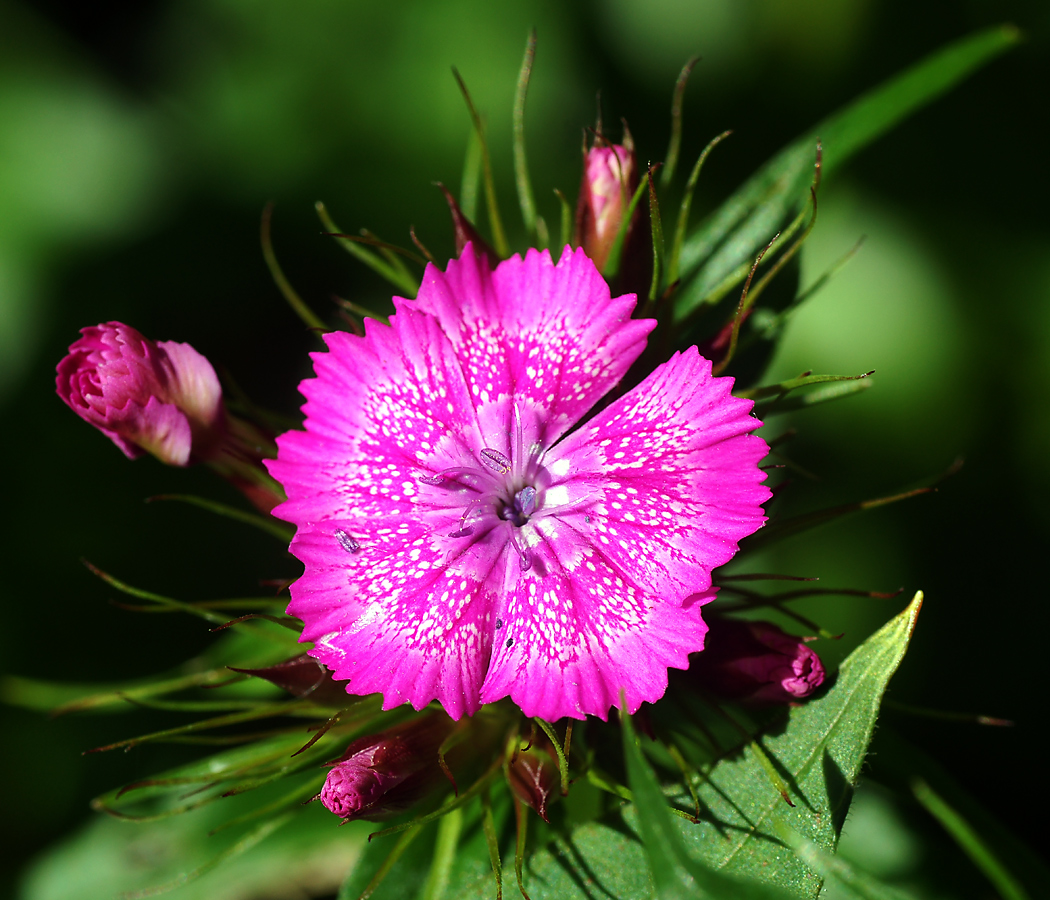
[745,487,932,551]
[667,593,924,896]
[752,378,874,418]
[911,779,1031,900]
[260,203,327,331]
[868,727,1050,899]
[673,25,1019,324]
[315,201,420,298]
[20,787,365,900]
[338,823,435,900]
[773,822,918,900]
[509,595,923,899]
[622,705,796,900]
[146,494,294,542]
[512,29,548,248]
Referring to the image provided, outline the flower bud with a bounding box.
[437,183,500,269]
[576,139,637,272]
[319,713,456,822]
[56,322,224,467]
[57,321,284,511]
[229,654,350,706]
[692,619,825,704]
[507,736,560,823]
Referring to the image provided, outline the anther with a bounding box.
[480,448,511,474]
[516,486,537,517]
[335,529,360,553]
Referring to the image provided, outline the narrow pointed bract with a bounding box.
[269,244,770,721]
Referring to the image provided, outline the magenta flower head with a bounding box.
[692,618,826,704]
[56,322,224,467]
[576,140,636,272]
[269,244,770,721]
[319,713,454,821]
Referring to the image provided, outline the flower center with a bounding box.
[420,434,545,572]
[497,485,537,527]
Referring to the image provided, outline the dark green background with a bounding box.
[1,1,1047,897]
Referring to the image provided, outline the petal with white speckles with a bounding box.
[479,547,715,721]
[409,244,654,445]
[545,347,770,601]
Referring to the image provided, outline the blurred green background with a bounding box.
[1,0,1047,897]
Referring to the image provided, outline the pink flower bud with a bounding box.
[576,141,637,272]
[319,714,456,822]
[56,322,224,466]
[693,619,825,704]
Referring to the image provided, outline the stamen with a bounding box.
[508,529,533,572]
[420,466,492,488]
[516,486,537,517]
[334,530,360,553]
[480,448,511,474]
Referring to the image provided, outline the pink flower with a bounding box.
[56,322,224,466]
[691,619,826,704]
[269,245,769,721]
[577,142,636,272]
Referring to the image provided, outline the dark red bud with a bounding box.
[230,654,349,706]
[692,618,825,704]
[436,183,500,268]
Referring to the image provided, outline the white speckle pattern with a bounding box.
[268,245,770,721]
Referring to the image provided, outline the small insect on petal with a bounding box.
[447,526,475,538]
[335,529,360,553]
[480,448,511,474]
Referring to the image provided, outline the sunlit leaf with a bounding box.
[488,595,923,899]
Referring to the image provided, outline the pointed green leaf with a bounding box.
[20,788,365,900]
[506,595,923,899]
[868,727,1050,899]
[667,593,924,895]
[773,822,918,900]
[673,25,1019,323]
[146,494,293,542]
[911,780,1031,900]
[623,707,796,900]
